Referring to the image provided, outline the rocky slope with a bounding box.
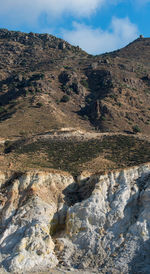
[0,29,150,137]
[0,163,150,273]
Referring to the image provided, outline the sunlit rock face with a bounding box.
[0,171,74,272]
[0,164,150,273]
[59,164,150,273]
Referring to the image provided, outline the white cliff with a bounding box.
[0,163,150,273]
[0,171,73,272]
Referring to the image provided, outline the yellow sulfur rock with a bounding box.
[99,227,105,236]
[17,254,25,263]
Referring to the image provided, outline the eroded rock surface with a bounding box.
[0,171,74,272]
[62,164,150,273]
[0,164,150,273]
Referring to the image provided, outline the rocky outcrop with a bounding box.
[59,70,85,96]
[0,28,74,51]
[0,163,150,273]
[62,163,150,273]
[0,171,74,272]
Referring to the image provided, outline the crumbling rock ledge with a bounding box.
[0,163,150,273]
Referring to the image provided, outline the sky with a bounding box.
[0,0,150,55]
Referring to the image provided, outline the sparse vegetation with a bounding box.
[63,66,72,70]
[0,106,5,113]
[132,125,141,133]
[61,95,70,102]
[83,115,89,121]
[19,130,27,137]
[80,79,89,89]
[36,102,43,108]
[4,135,150,175]
[101,116,106,121]
[30,73,45,81]
[117,102,122,107]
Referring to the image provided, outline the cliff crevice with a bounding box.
[0,164,150,273]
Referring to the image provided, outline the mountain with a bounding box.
[0,29,150,274]
[0,29,150,138]
[0,28,150,174]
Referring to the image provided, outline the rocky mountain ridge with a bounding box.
[0,29,150,136]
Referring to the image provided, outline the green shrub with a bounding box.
[80,79,89,89]
[110,94,117,101]
[56,99,60,104]
[101,116,106,121]
[19,131,27,136]
[36,102,43,107]
[83,115,89,121]
[86,97,92,103]
[132,125,141,133]
[61,95,70,103]
[0,106,5,113]
[117,102,122,107]
[31,73,45,80]
[4,140,14,153]
[63,66,71,70]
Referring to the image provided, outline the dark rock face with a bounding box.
[59,71,85,95]
[58,41,66,50]
[86,69,114,98]
[59,71,72,85]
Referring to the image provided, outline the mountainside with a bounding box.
[0,29,150,274]
[0,29,150,137]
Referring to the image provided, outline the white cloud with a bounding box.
[0,0,107,27]
[62,18,139,54]
[45,0,105,16]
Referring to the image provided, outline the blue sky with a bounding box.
[0,0,149,54]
